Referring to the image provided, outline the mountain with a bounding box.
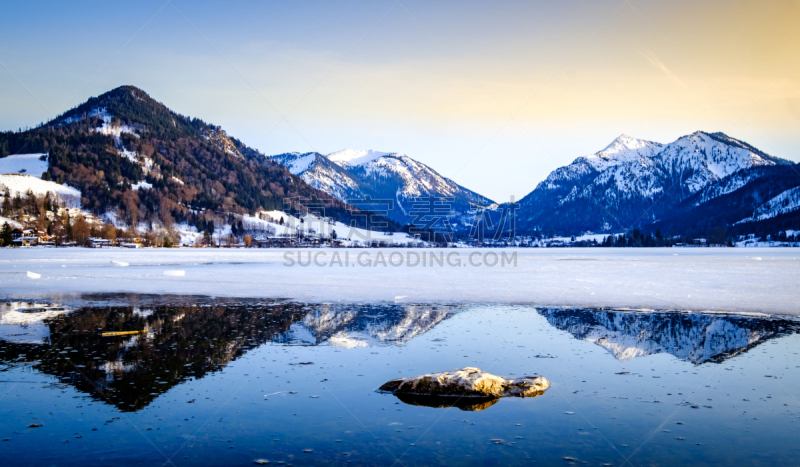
[538,308,799,364]
[0,86,380,234]
[271,149,494,231]
[516,131,794,234]
[648,163,800,238]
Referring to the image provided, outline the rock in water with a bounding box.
[379,367,549,398]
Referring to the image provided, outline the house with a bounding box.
[14,236,39,247]
[88,237,113,248]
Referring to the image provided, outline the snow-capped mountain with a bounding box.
[270,152,368,201]
[516,131,793,233]
[270,150,493,230]
[538,308,798,364]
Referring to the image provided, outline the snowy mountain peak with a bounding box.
[605,134,657,152]
[269,149,493,228]
[518,131,793,233]
[583,135,664,171]
[327,149,393,167]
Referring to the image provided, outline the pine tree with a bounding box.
[1,195,10,217]
[0,222,12,247]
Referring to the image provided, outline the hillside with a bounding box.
[0,86,386,235]
[650,164,800,238]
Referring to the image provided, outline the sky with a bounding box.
[1,0,799,201]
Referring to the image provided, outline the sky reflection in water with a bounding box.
[1,295,799,466]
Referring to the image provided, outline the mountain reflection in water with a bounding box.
[539,308,800,364]
[1,296,798,415]
[0,295,454,412]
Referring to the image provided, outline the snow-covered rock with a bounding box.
[379,367,550,398]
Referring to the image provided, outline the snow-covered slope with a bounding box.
[735,186,800,224]
[270,152,366,201]
[517,131,792,233]
[327,149,390,166]
[0,153,48,177]
[0,174,82,207]
[270,150,493,229]
[689,167,769,207]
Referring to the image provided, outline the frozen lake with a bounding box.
[1,295,799,466]
[1,248,799,315]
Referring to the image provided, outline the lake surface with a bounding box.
[1,295,799,466]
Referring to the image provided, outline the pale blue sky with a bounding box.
[2,0,799,201]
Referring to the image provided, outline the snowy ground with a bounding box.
[255,211,421,245]
[1,248,798,316]
[0,216,22,228]
[0,153,48,176]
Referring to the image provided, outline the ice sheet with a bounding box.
[0,248,798,316]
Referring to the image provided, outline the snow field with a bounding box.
[0,153,48,177]
[0,174,82,206]
[1,248,798,316]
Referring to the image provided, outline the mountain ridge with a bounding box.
[0,85,393,237]
[271,149,494,230]
[515,130,795,235]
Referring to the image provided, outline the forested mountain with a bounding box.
[515,132,796,236]
[0,86,384,232]
[650,163,800,238]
